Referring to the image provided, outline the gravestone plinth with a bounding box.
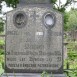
[1,0,65,77]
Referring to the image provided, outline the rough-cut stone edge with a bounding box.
[17,0,51,7]
[1,73,66,77]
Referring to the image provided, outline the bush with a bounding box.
[0,39,5,55]
[0,55,4,64]
[0,55,4,75]
[0,22,4,33]
[65,70,77,77]
[0,49,4,55]
[0,39,5,46]
[66,41,77,61]
[64,41,77,69]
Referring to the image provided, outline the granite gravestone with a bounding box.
[1,0,65,77]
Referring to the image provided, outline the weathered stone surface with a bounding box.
[1,73,66,77]
[5,5,63,73]
[19,0,50,4]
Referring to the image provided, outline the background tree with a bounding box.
[0,0,73,12]
[54,0,72,12]
[65,9,77,31]
[0,18,4,33]
[64,12,69,31]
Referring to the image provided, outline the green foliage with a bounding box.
[0,63,4,75]
[0,49,4,55]
[64,13,69,31]
[68,51,77,60]
[41,71,54,77]
[58,8,65,12]
[5,0,19,8]
[65,70,77,77]
[64,41,77,70]
[0,55,4,75]
[0,39,5,46]
[41,71,49,77]
[50,0,57,4]
[0,21,4,33]
[0,39,5,55]
[0,0,18,11]
[73,70,77,77]
[54,0,72,12]
[0,55,4,67]
[65,9,77,31]
[67,42,77,60]
[0,0,73,13]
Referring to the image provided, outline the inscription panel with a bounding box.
[6,5,63,73]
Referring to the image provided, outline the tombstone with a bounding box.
[1,0,65,77]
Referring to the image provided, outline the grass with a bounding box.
[64,41,77,68]
[0,49,4,55]
[0,39,5,46]
[0,63,4,75]
[0,55,4,63]
[0,55,4,75]
[0,38,5,75]
[0,32,5,35]
[0,39,5,55]
[63,41,77,76]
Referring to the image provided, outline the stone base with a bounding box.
[1,73,66,77]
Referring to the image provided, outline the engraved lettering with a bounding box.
[25,44,44,49]
[29,57,44,62]
[6,58,16,61]
[38,64,58,67]
[7,31,19,35]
